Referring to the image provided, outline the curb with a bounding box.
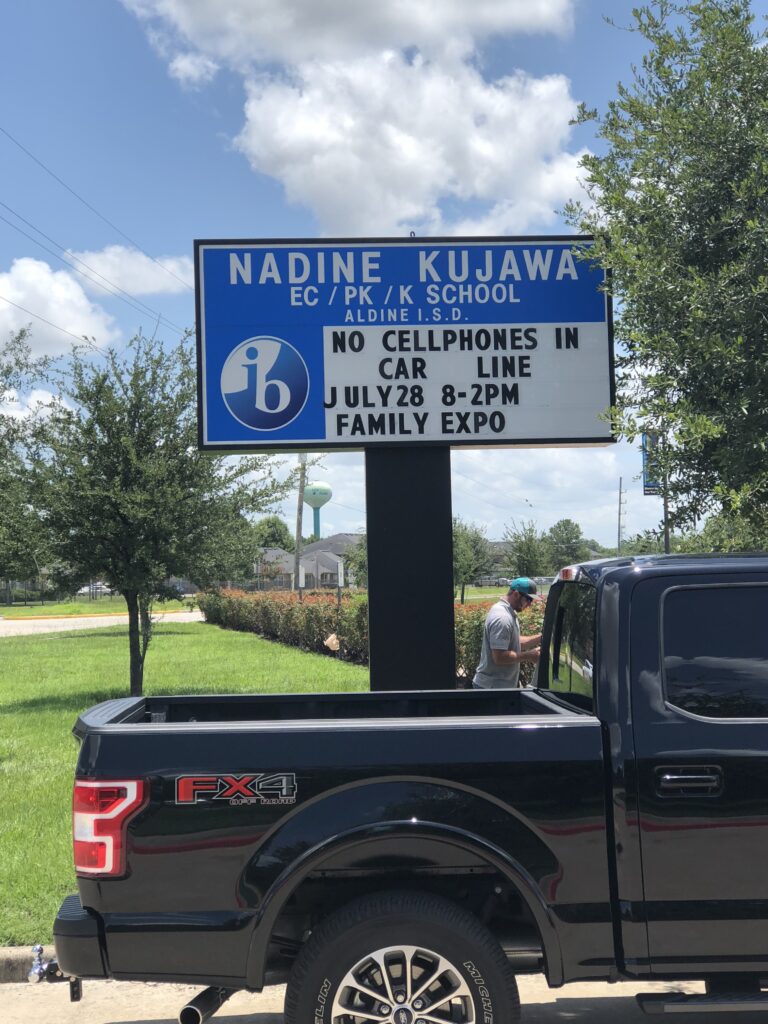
[0,946,45,984]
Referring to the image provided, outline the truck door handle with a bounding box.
[655,766,723,796]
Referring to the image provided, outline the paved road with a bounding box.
[4,976,708,1024]
[0,610,203,637]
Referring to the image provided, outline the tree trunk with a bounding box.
[125,590,144,697]
[139,594,154,664]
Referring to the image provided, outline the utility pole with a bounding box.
[662,480,671,554]
[642,429,669,553]
[293,453,307,590]
[617,476,626,554]
[660,430,671,554]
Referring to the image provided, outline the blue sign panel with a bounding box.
[642,431,663,495]
[196,236,614,451]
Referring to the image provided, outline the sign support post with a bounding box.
[366,446,455,690]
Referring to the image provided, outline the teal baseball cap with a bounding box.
[508,577,538,599]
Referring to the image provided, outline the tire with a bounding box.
[284,890,521,1024]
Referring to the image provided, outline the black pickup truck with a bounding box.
[50,554,768,1021]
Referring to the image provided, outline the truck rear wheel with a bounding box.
[284,891,520,1024]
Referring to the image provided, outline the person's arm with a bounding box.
[491,646,540,666]
[520,633,542,651]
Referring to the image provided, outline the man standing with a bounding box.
[473,577,542,689]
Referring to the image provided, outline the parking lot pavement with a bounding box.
[0,610,203,637]
[3,976,708,1024]
[5,979,285,1024]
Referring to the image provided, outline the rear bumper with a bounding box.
[53,895,107,979]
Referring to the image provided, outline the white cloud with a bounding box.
[168,51,218,86]
[448,152,589,236]
[122,0,574,66]
[236,55,583,235]
[0,258,120,356]
[66,245,193,296]
[123,0,586,235]
[141,23,219,84]
[0,387,58,421]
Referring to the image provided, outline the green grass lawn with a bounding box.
[460,586,506,602]
[459,585,551,604]
[0,595,190,618]
[0,622,369,945]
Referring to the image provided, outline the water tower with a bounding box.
[304,481,332,538]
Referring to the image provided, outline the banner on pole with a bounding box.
[642,432,662,495]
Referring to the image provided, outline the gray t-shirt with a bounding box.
[473,598,521,689]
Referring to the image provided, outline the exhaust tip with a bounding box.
[179,1006,203,1024]
[178,987,235,1024]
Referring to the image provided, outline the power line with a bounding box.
[323,468,530,523]
[0,123,193,292]
[0,205,187,336]
[0,291,92,345]
[329,499,366,515]
[0,198,188,332]
[452,468,527,515]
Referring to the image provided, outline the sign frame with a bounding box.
[195,234,615,453]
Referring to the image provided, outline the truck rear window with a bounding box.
[539,580,597,712]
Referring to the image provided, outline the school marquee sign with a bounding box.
[195,236,614,451]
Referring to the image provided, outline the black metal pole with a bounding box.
[365,446,456,691]
[663,477,671,554]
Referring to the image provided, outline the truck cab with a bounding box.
[543,553,768,980]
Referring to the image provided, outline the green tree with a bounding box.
[545,519,591,571]
[31,334,289,695]
[0,331,51,585]
[584,537,614,559]
[452,518,493,603]
[344,534,368,588]
[253,514,295,552]
[566,0,768,536]
[502,519,549,577]
[691,510,765,551]
[0,466,50,583]
[620,530,667,556]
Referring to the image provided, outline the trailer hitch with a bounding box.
[28,945,82,1001]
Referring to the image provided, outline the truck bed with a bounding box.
[65,684,608,991]
[74,686,573,735]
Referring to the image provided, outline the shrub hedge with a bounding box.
[198,590,546,682]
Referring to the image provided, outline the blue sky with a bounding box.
[3,1,765,548]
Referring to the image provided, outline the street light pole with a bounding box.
[293,454,307,590]
[617,476,626,554]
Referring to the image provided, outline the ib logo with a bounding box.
[220,337,309,432]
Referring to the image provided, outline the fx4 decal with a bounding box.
[175,773,297,806]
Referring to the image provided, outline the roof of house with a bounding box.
[258,547,294,573]
[301,550,344,572]
[256,544,349,577]
[301,533,363,557]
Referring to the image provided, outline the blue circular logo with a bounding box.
[220,336,310,431]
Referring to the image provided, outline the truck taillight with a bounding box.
[73,779,147,877]
[558,565,581,581]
